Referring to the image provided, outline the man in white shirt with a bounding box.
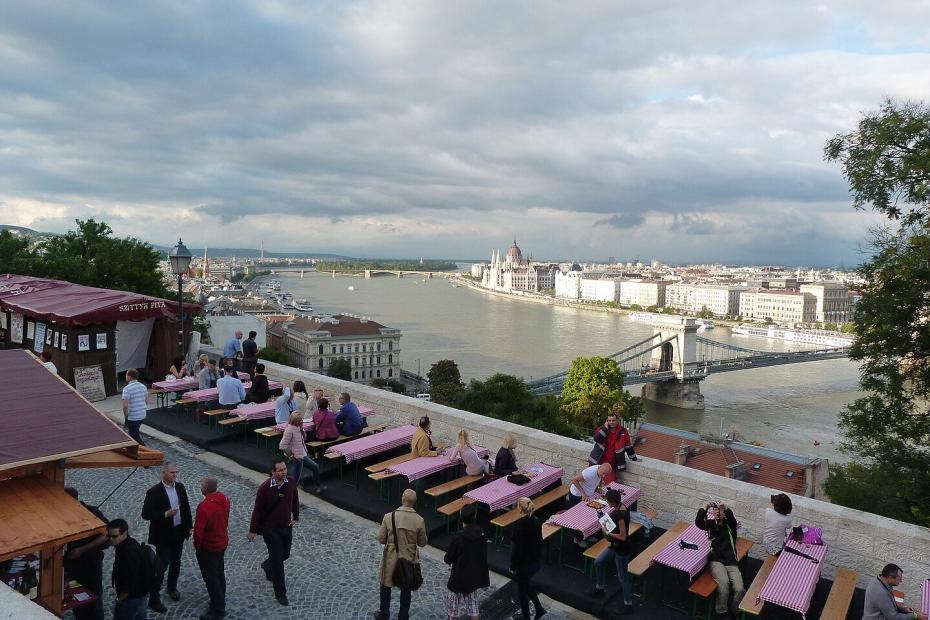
[568,463,613,508]
[40,350,57,374]
[121,368,149,445]
[141,462,193,613]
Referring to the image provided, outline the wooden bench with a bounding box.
[820,567,858,620]
[542,522,561,541]
[628,521,688,599]
[687,538,753,620]
[489,484,571,544]
[424,474,484,510]
[365,452,416,474]
[436,497,477,531]
[218,416,246,427]
[581,521,645,572]
[738,554,777,617]
[306,423,389,459]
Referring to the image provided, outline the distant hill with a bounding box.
[0,224,43,236]
[152,245,352,260]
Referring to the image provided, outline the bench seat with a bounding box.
[820,567,858,620]
[738,554,777,616]
[425,475,483,498]
[490,483,571,530]
[307,423,389,452]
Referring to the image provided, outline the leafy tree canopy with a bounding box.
[428,359,463,388]
[561,356,643,432]
[327,358,352,381]
[821,99,930,526]
[0,230,41,276]
[561,356,624,402]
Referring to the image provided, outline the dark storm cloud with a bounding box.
[1,1,929,261]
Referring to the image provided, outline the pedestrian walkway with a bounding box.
[65,435,577,620]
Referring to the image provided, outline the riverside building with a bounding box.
[739,289,817,325]
[267,314,401,382]
[799,282,851,324]
[478,239,558,294]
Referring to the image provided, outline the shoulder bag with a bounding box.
[391,511,423,591]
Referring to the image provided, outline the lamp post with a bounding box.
[168,238,193,360]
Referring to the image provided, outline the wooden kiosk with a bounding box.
[0,349,163,616]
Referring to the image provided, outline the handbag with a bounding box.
[390,511,423,591]
[507,474,531,485]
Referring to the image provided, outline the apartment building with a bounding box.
[799,282,851,324]
[618,280,667,308]
[739,290,817,325]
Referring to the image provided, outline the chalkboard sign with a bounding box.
[74,364,107,402]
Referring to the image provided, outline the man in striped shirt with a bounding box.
[122,368,148,445]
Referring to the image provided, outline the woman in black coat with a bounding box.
[509,497,545,619]
[494,433,519,476]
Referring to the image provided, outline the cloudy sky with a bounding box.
[2,1,929,265]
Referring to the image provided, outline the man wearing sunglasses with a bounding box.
[107,519,150,620]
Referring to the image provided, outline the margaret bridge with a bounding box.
[527,315,850,409]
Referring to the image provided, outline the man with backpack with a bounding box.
[107,518,156,620]
[695,502,743,620]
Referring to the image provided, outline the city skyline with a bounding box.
[2,2,930,263]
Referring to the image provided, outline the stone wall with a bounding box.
[207,347,930,603]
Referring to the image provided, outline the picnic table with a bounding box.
[652,523,712,579]
[464,463,563,512]
[182,380,284,402]
[323,423,413,463]
[547,481,642,538]
[923,580,930,615]
[757,539,828,618]
[152,372,249,392]
[385,445,490,482]
[230,401,277,420]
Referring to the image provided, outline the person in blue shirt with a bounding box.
[223,331,243,372]
[217,371,245,407]
[335,392,366,436]
[275,386,296,424]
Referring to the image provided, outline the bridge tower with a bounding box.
[641,316,705,410]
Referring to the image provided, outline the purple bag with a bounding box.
[791,524,824,545]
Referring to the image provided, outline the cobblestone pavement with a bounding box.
[65,437,573,620]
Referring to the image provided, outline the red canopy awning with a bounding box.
[0,274,201,326]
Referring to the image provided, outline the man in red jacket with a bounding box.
[194,475,230,620]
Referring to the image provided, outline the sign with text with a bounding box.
[10,313,23,344]
[73,364,107,402]
[33,322,46,354]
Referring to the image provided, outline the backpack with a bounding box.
[142,544,162,592]
[790,524,824,545]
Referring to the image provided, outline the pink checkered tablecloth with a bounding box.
[758,539,828,618]
[652,523,711,579]
[324,425,416,463]
[182,381,284,402]
[547,482,642,537]
[232,401,276,420]
[153,372,250,392]
[464,464,563,511]
[386,446,490,482]
[922,579,930,615]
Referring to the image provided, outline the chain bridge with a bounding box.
[527,316,850,409]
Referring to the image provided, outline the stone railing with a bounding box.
[203,347,930,603]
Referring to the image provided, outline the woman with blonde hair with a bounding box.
[494,433,519,476]
[279,411,324,494]
[509,497,545,619]
[449,429,489,477]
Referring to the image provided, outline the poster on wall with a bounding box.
[0,312,6,329]
[10,314,23,344]
[26,321,34,340]
[78,334,90,352]
[54,332,60,349]
[46,329,53,346]
[33,322,46,354]
[96,333,107,350]
[59,334,68,351]
[73,365,107,402]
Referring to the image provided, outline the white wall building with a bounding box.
[665,283,694,311]
[554,268,583,299]
[740,290,817,325]
[481,240,558,294]
[268,314,401,383]
[618,280,666,308]
[580,277,620,302]
[799,282,851,324]
[692,284,745,316]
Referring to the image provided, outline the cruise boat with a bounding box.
[731,325,853,347]
[293,300,313,312]
[628,311,656,323]
[696,319,715,331]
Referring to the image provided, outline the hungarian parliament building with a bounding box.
[471,240,559,294]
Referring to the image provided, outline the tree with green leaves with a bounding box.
[822,98,930,526]
[39,219,169,297]
[0,230,41,276]
[327,358,352,381]
[427,359,464,405]
[454,373,578,438]
[560,356,643,433]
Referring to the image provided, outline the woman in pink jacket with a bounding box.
[279,412,324,494]
[310,397,339,441]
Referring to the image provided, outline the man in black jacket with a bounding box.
[141,462,193,613]
[695,502,743,619]
[241,331,259,378]
[243,363,271,404]
[107,519,150,620]
[443,504,490,620]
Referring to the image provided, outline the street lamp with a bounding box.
[168,238,193,359]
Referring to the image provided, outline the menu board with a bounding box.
[73,365,107,402]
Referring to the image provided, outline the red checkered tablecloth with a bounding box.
[758,540,827,618]
[464,464,563,511]
[386,446,489,482]
[652,523,711,579]
[324,424,415,463]
[548,482,642,537]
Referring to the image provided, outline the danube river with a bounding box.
[277,271,860,463]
